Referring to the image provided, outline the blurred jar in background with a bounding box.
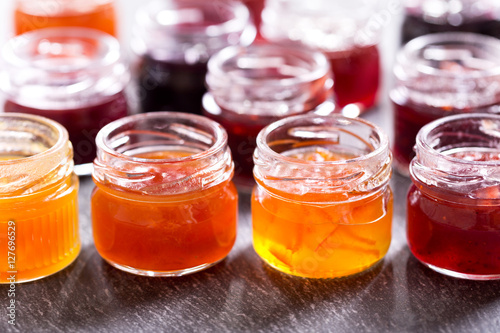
[14,0,118,36]
[391,32,500,175]
[402,0,500,43]
[203,44,334,189]
[0,27,129,174]
[131,0,255,115]
[262,0,382,116]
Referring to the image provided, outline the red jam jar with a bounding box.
[203,44,334,189]
[261,0,382,115]
[92,112,238,276]
[391,32,500,175]
[131,0,256,115]
[402,0,500,44]
[0,27,129,174]
[14,0,118,36]
[408,113,500,280]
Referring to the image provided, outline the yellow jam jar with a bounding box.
[0,113,80,283]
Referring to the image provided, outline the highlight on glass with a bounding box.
[91,112,238,276]
[0,113,80,284]
[203,43,334,190]
[252,114,393,278]
[408,113,500,280]
[0,27,129,174]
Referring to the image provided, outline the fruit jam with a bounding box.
[391,32,500,175]
[14,0,117,36]
[407,114,500,280]
[402,0,500,43]
[252,115,393,278]
[92,112,238,276]
[203,44,334,188]
[0,114,80,283]
[132,0,254,114]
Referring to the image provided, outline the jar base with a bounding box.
[261,257,385,279]
[104,257,226,277]
[421,262,500,281]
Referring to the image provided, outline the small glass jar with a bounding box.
[391,32,500,176]
[261,0,382,115]
[14,0,118,36]
[408,113,500,280]
[0,113,80,284]
[402,0,500,43]
[252,114,393,278]
[203,44,335,189]
[131,0,256,115]
[92,112,238,276]
[0,27,129,173]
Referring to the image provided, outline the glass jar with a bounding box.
[402,0,500,43]
[131,0,256,115]
[0,27,129,174]
[14,0,118,36]
[391,32,500,176]
[261,0,382,115]
[92,112,238,276]
[408,113,500,280]
[0,113,80,283]
[203,44,335,189]
[252,114,393,278]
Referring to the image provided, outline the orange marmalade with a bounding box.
[0,113,80,283]
[92,112,238,276]
[14,0,117,36]
[252,114,393,278]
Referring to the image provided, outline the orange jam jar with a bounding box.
[0,113,80,283]
[252,114,393,278]
[14,0,118,36]
[91,112,238,276]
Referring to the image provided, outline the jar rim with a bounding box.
[397,32,500,79]
[416,113,500,167]
[1,27,121,73]
[207,44,331,88]
[256,113,389,166]
[95,111,228,164]
[0,113,68,164]
[135,0,250,37]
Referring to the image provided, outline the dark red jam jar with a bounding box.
[408,113,500,280]
[202,44,335,189]
[131,0,255,115]
[0,27,129,174]
[261,0,381,115]
[391,32,500,175]
[402,0,500,44]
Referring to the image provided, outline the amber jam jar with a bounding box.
[0,113,80,284]
[402,0,500,44]
[203,44,334,190]
[252,114,393,279]
[0,27,129,174]
[14,0,118,36]
[261,0,381,115]
[391,32,500,176]
[408,114,500,280]
[92,112,238,276]
[131,0,255,115]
